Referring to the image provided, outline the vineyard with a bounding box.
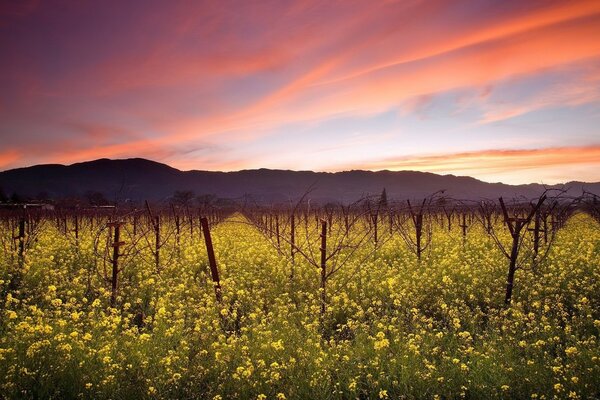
[1,193,600,399]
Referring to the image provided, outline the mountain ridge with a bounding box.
[0,158,598,204]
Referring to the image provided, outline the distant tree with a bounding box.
[10,192,24,204]
[197,194,217,208]
[214,197,236,207]
[379,188,388,209]
[85,191,109,206]
[172,190,195,207]
[0,186,6,202]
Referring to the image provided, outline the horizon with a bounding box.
[1,1,600,184]
[1,156,599,187]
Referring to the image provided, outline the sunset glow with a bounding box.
[1,0,600,183]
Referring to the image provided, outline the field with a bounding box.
[1,208,599,399]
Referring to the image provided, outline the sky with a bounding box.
[1,0,600,184]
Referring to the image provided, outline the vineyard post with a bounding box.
[189,210,194,239]
[289,213,296,281]
[343,208,349,234]
[155,216,160,271]
[445,207,453,232]
[372,212,378,245]
[275,214,281,255]
[201,217,222,303]
[144,201,161,271]
[17,217,26,264]
[542,211,548,244]
[198,214,203,239]
[416,213,423,259]
[290,213,295,261]
[460,213,467,243]
[108,221,124,307]
[529,208,541,260]
[133,213,138,236]
[28,213,35,236]
[484,208,493,234]
[408,200,425,260]
[175,210,181,248]
[320,220,327,318]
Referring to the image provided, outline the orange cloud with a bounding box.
[345,145,600,183]
[157,4,600,144]
[27,1,600,144]
[0,150,21,169]
[44,139,172,165]
[3,0,600,179]
[315,0,600,86]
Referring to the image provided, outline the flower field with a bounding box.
[1,212,599,399]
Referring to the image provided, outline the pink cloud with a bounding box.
[0,150,21,169]
[2,0,600,182]
[344,145,600,178]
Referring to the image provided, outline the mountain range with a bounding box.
[0,158,598,204]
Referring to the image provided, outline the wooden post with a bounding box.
[198,214,203,239]
[74,215,79,241]
[320,220,327,318]
[290,213,296,281]
[275,214,281,254]
[144,201,161,272]
[175,213,181,248]
[415,213,423,260]
[154,216,160,271]
[372,213,378,245]
[290,214,295,261]
[408,200,425,260]
[17,217,26,263]
[108,221,125,307]
[201,217,222,303]
[344,212,349,234]
[542,212,548,244]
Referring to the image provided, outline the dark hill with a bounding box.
[0,158,598,203]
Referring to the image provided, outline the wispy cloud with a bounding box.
[479,66,600,124]
[343,145,600,183]
[1,0,600,183]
